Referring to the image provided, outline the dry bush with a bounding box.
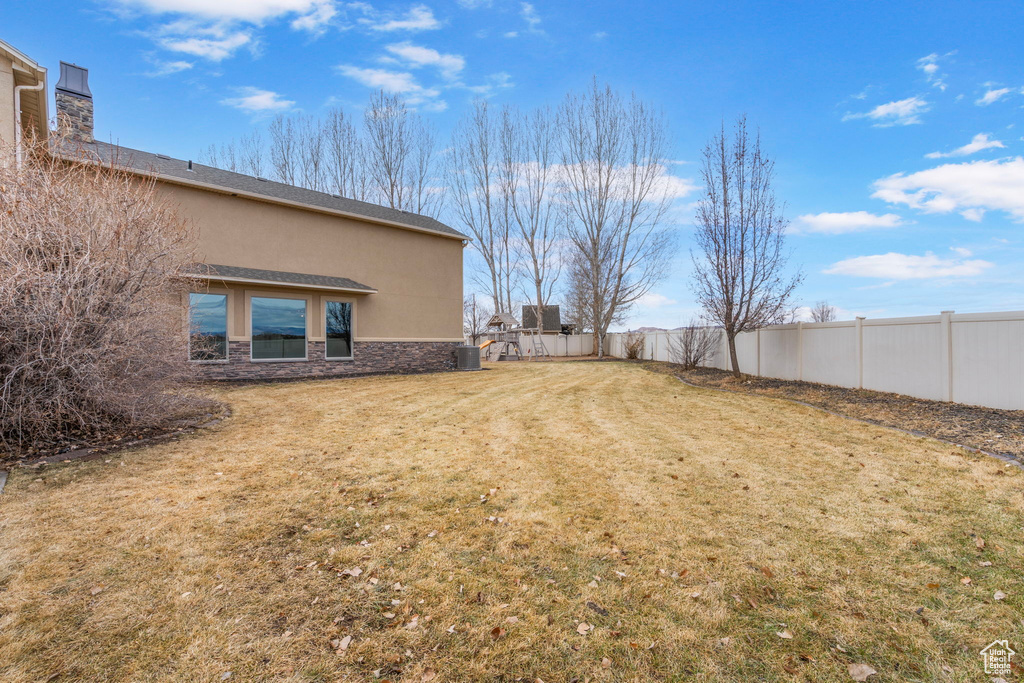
[0,136,206,451]
[623,330,646,360]
[668,320,720,370]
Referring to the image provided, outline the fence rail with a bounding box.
[470,309,1024,410]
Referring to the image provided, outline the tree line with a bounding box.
[202,86,805,368]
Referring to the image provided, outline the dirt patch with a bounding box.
[640,361,1024,464]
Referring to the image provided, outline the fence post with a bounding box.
[796,321,804,381]
[756,327,762,377]
[940,310,954,402]
[855,316,865,389]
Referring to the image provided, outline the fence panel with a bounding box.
[801,322,858,388]
[862,318,946,401]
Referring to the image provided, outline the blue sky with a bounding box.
[6,0,1024,328]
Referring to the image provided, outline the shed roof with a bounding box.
[70,140,468,241]
[193,264,376,294]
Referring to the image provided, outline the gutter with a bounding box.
[13,70,45,167]
[196,273,377,295]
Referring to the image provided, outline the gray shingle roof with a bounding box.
[78,140,467,240]
[193,264,376,293]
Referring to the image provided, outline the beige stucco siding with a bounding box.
[160,182,464,341]
[0,56,15,149]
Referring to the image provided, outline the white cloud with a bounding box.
[157,27,253,61]
[637,293,677,308]
[950,246,973,257]
[361,4,441,31]
[843,96,930,126]
[114,0,337,24]
[976,87,1012,106]
[335,65,443,107]
[824,252,993,280]
[916,52,950,90]
[794,211,905,235]
[384,42,464,79]
[504,31,518,38]
[872,157,1024,222]
[220,86,295,112]
[925,133,1005,159]
[461,71,514,96]
[144,58,194,76]
[592,31,608,40]
[520,2,542,33]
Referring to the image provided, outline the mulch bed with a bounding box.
[638,361,1024,464]
[0,405,230,471]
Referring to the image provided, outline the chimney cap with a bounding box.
[56,61,92,99]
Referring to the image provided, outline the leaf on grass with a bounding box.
[975,536,985,549]
[776,629,793,639]
[926,583,940,589]
[960,577,972,585]
[341,567,362,577]
[421,668,437,681]
[491,626,505,640]
[761,566,774,579]
[506,616,518,624]
[690,591,701,599]
[90,586,104,596]
[601,657,612,669]
[576,622,592,635]
[847,663,877,681]
[587,580,599,588]
[979,561,993,567]
[338,635,352,651]
[994,590,1007,601]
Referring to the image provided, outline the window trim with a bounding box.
[248,292,311,363]
[323,296,356,361]
[187,290,230,364]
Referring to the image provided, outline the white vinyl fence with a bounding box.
[474,310,1024,410]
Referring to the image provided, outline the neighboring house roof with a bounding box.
[521,305,562,331]
[74,140,469,241]
[487,313,520,328]
[193,263,376,294]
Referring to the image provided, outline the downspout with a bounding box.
[13,78,45,167]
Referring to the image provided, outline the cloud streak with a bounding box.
[925,133,1005,159]
[824,252,993,280]
[843,96,929,126]
[794,211,905,235]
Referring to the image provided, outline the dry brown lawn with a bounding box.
[0,361,1021,682]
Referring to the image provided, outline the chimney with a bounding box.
[55,62,93,143]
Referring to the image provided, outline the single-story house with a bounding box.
[1,39,468,381]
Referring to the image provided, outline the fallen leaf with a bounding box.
[506,616,518,624]
[847,663,877,681]
[776,630,793,639]
[979,561,993,567]
[976,536,985,549]
[690,591,702,599]
[421,668,436,682]
[601,657,612,669]
[341,567,362,577]
[383,612,396,619]
[587,580,599,588]
[960,577,972,585]
[90,586,104,596]
[926,583,940,589]
[761,566,774,579]
[994,590,1007,601]
[338,635,352,650]
[719,637,732,647]
[577,622,592,635]
[490,626,505,640]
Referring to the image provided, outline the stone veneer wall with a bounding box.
[194,341,460,381]
[55,91,94,143]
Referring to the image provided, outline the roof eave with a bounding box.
[196,273,378,295]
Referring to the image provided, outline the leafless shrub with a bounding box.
[667,320,719,370]
[623,331,647,360]
[0,135,207,451]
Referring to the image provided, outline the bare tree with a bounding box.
[559,81,674,357]
[269,114,298,186]
[0,136,206,450]
[810,300,837,322]
[667,319,719,370]
[297,114,327,192]
[463,294,492,345]
[502,106,562,332]
[364,91,442,216]
[239,131,265,177]
[447,100,518,314]
[691,116,802,378]
[623,330,647,360]
[325,106,369,200]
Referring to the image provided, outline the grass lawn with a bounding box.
[0,361,1021,682]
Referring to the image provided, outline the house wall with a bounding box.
[0,55,15,150]
[157,182,465,342]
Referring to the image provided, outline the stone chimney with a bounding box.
[55,62,93,143]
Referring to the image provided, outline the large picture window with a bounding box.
[188,293,228,361]
[251,296,307,360]
[325,301,353,359]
